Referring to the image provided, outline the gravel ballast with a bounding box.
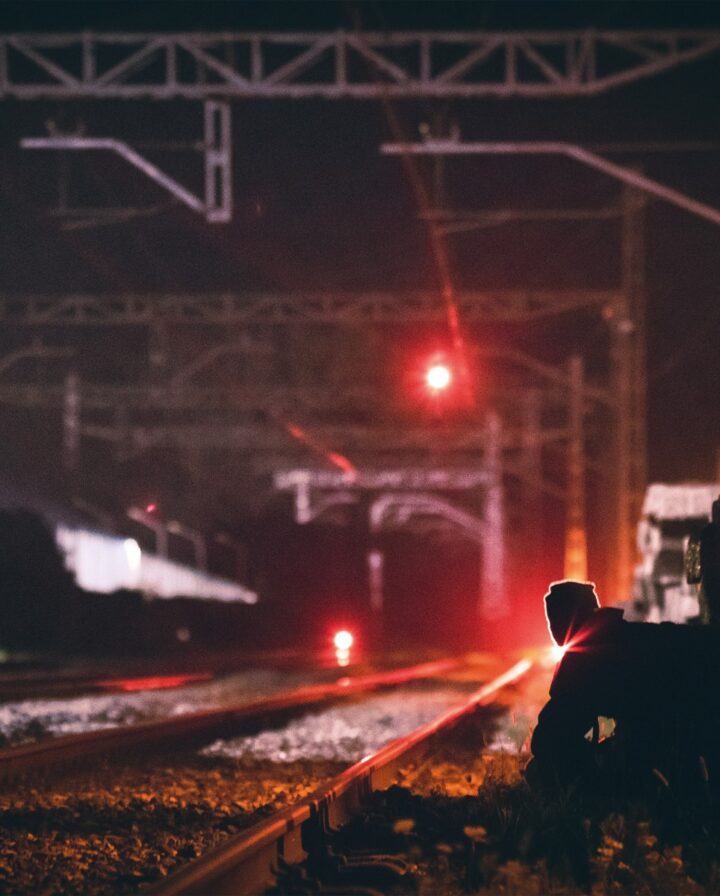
[0,667,330,746]
[0,682,475,894]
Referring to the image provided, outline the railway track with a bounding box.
[0,658,461,782]
[0,657,540,896]
[0,648,324,701]
[0,656,503,894]
[149,658,534,896]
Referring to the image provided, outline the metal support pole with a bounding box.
[367,549,384,615]
[167,521,207,571]
[148,321,169,383]
[482,410,507,618]
[214,533,247,582]
[114,404,129,462]
[610,306,633,601]
[609,182,647,600]
[127,506,169,558]
[564,355,588,581]
[520,388,543,577]
[609,180,646,601]
[62,371,81,471]
[625,182,648,568]
[204,100,233,223]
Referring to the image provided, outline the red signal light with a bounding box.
[425,363,452,392]
[333,630,354,651]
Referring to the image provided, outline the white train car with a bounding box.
[56,525,257,603]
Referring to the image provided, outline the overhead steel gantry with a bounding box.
[1,30,719,98]
[2,27,716,605]
[6,29,720,222]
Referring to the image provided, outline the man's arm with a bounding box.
[530,695,599,786]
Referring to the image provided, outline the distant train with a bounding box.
[632,483,717,623]
[55,524,257,604]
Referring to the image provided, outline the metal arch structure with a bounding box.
[275,468,497,532]
[368,491,506,619]
[1,30,719,99]
[275,411,507,623]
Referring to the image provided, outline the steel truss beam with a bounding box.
[275,469,491,490]
[0,288,617,325]
[0,31,718,99]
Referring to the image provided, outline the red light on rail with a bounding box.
[425,363,452,392]
[145,502,157,514]
[334,630,354,651]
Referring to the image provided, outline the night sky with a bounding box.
[1,2,719,507]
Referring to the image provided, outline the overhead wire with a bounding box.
[348,2,475,407]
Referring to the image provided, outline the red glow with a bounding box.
[550,643,568,663]
[333,629,354,650]
[408,350,471,413]
[426,363,452,392]
[283,420,356,476]
[145,502,157,514]
[97,674,211,692]
[327,452,356,475]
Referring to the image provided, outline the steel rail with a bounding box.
[150,657,532,896]
[0,657,459,783]
[0,671,213,701]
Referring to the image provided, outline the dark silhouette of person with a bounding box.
[529,580,720,795]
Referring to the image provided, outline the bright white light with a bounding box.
[123,538,142,570]
[334,630,354,651]
[550,643,568,663]
[426,363,452,391]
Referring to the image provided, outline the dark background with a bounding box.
[0,2,718,649]
[1,1,717,480]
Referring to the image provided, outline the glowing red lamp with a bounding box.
[333,629,354,651]
[425,362,452,392]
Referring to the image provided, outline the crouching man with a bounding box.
[528,580,720,796]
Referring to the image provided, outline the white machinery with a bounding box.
[633,483,718,622]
